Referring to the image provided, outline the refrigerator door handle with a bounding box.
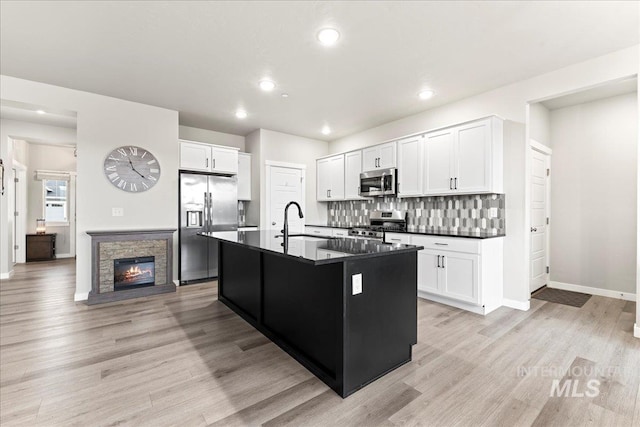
[203,192,209,232]
[208,192,213,230]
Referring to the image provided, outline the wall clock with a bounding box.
[103,146,161,193]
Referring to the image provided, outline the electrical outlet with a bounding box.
[352,273,362,295]
[112,207,124,217]
[489,207,498,217]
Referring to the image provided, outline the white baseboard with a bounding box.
[635,323,640,339]
[74,292,89,302]
[0,270,14,280]
[502,298,530,311]
[56,253,75,259]
[173,279,180,287]
[418,290,487,315]
[549,281,636,302]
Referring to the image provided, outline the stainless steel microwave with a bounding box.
[359,168,397,197]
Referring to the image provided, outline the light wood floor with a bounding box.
[1,260,638,426]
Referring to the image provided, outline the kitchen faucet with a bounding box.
[282,201,304,242]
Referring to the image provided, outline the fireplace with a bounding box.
[114,256,155,291]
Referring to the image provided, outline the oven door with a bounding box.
[359,168,396,197]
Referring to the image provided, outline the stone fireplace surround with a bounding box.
[87,229,176,305]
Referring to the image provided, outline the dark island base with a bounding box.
[217,241,417,398]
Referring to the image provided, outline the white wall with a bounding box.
[330,46,637,155]
[244,129,261,227]
[178,125,245,151]
[0,75,179,300]
[260,129,328,227]
[328,45,638,309]
[550,92,637,294]
[242,128,328,229]
[529,103,551,148]
[26,143,77,255]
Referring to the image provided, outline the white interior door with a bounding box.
[530,148,550,292]
[267,165,305,233]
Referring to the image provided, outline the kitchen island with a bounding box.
[201,230,422,398]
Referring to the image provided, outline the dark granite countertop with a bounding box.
[387,229,505,239]
[306,223,505,239]
[200,230,422,265]
[305,224,352,230]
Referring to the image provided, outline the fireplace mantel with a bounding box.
[87,229,176,305]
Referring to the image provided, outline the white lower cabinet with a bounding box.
[386,232,503,315]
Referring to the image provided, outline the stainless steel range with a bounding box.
[349,210,407,240]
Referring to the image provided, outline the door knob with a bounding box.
[531,227,537,232]
[272,222,276,226]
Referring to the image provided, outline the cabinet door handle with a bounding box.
[434,243,448,246]
[454,177,457,190]
[206,158,209,168]
[213,158,216,169]
[327,189,329,198]
[441,255,445,268]
[450,178,453,190]
[437,255,441,268]
[329,189,331,198]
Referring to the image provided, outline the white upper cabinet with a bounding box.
[211,146,239,174]
[397,135,423,197]
[362,141,396,171]
[344,150,364,200]
[237,152,252,201]
[180,140,239,174]
[180,141,211,172]
[423,117,503,195]
[317,154,344,201]
[423,129,455,195]
[454,120,492,193]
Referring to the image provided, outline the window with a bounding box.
[43,179,68,224]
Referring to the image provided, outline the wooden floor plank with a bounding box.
[0,259,637,426]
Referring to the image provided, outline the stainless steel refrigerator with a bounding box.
[179,172,238,284]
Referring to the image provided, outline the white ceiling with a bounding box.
[1,1,638,141]
[540,77,638,110]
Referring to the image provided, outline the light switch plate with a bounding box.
[352,273,362,295]
[112,207,124,217]
[489,207,498,218]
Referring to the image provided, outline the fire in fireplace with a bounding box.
[114,256,155,291]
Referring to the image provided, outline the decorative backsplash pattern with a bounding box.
[328,194,505,233]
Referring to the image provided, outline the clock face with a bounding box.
[103,146,160,193]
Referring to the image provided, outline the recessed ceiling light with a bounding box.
[36,110,46,114]
[281,93,289,98]
[235,109,248,119]
[321,126,331,135]
[418,89,435,100]
[259,80,276,91]
[317,28,340,46]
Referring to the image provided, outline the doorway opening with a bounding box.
[527,76,637,302]
[0,100,78,270]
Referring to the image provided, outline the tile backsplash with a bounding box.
[328,194,505,233]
